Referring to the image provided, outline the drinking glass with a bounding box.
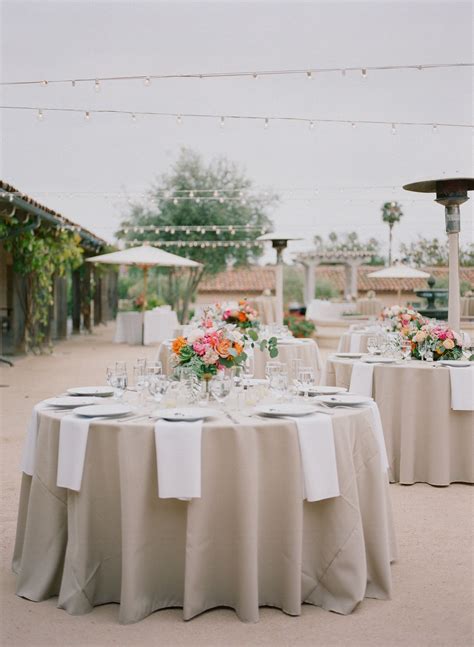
[115,361,127,374]
[367,336,378,355]
[400,339,412,361]
[265,361,281,380]
[461,333,473,361]
[298,366,315,399]
[418,342,427,362]
[110,370,127,400]
[146,362,162,378]
[210,374,233,405]
[148,375,168,403]
[242,356,255,381]
[133,364,147,404]
[269,370,289,401]
[136,357,147,369]
[290,358,303,385]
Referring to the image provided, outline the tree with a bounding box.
[381,201,403,265]
[118,149,276,321]
[399,236,474,267]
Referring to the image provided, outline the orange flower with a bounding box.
[216,338,231,358]
[172,336,187,354]
[238,299,247,306]
[234,342,243,355]
[237,311,247,322]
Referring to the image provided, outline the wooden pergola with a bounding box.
[0,181,117,354]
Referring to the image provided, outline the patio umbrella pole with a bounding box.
[142,265,148,311]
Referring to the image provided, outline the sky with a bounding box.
[1,0,473,264]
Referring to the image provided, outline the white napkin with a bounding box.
[366,402,390,472]
[154,419,203,499]
[292,414,340,502]
[20,401,49,475]
[57,415,94,491]
[449,366,474,411]
[349,333,362,353]
[349,362,374,397]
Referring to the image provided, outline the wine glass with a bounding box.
[461,333,473,361]
[110,369,127,400]
[210,374,233,406]
[298,366,315,399]
[400,339,412,361]
[367,336,378,356]
[269,369,288,401]
[242,356,255,381]
[148,374,168,403]
[133,364,147,404]
[115,361,127,374]
[418,341,427,362]
[265,361,281,380]
[290,358,303,386]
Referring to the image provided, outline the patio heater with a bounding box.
[257,232,302,326]
[403,177,474,332]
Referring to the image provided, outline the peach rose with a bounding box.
[443,338,455,350]
[414,330,427,343]
[216,338,231,358]
[234,342,243,355]
[172,336,187,354]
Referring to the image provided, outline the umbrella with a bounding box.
[367,263,430,301]
[87,244,201,310]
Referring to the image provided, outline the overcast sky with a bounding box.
[1,0,473,263]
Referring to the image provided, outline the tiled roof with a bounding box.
[316,265,474,292]
[198,264,474,294]
[0,180,108,248]
[199,266,276,292]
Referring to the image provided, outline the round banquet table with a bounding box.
[337,331,372,354]
[13,406,396,625]
[157,338,324,383]
[115,310,180,346]
[325,357,474,486]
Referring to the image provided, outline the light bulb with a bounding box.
[173,198,178,204]
[341,69,346,76]
[213,190,219,197]
[351,122,356,129]
[131,113,137,123]
[189,190,194,198]
[391,123,396,135]
[40,80,48,87]
[264,118,269,129]
[220,116,225,128]
[71,80,76,88]
[37,109,44,121]
[144,76,151,86]
[195,197,201,204]
[176,114,182,125]
[417,65,423,71]
[309,120,315,130]
[306,71,312,80]
[219,197,224,204]
[252,73,258,79]
[85,111,91,121]
[361,69,367,78]
[432,124,438,134]
[94,79,100,92]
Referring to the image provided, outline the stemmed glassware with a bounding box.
[400,339,412,362]
[461,333,473,361]
[210,373,233,406]
[298,366,315,399]
[269,366,288,401]
[242,356,255,382]
[107,363,128,400]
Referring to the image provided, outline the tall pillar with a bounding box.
[350,261,359,299]
[448,229,460,331]
[275,263,284,326]
[304,260,317,305]
[72,268,81,333]
[81,263,92,333]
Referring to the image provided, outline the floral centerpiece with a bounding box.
[222,299,259,332]
[171,320,246,379]
[380,305,425,333]
[407,322,463,361]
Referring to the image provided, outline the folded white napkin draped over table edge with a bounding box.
[21,398,389,499]
[349,358,474,412]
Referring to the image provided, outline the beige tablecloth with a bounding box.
[254,338,323,382]
[13,407,395,624]
[356,298,383,316]
[248,297,278,325]
[461,297,474,317]
[326,357,474,486]
[337,332,372,354]
[114,312,143,345]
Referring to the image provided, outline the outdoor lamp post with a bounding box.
[403,178,474,332]
[257,232,302,326]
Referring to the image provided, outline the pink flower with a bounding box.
[193,342,207,356]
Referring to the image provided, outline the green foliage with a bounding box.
[0,218,83,351]
[315,279,340,300]
[314,231,383,261]
[400,237,474,267]
[283,266,304,305]
[284,315,315,338]
[381,201,403,226]
[118,149,275,274]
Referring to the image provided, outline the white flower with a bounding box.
[202,348,219,365]
[187,328,203,344]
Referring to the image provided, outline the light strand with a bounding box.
[1,62,472,87]
[1,105,472,130]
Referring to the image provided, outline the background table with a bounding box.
[13,407,395,624]
[337,331,372,353]
[326,357,474,486]
[248,296,278,324]
[115,310,179,345]
[355,298,383,316]
[253,338,323,382]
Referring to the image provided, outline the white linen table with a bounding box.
[253,338,323,382]
[115,310,180,346]
[114,311,144,345]
[13,405,395,625]
[325,357,474,486]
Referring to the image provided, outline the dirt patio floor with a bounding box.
[0,324,472,647]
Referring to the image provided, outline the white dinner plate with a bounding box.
[72,403,133,417]
[67,386,114,397]
[315,395,373,407]
[44,396,98,408]
[334,352,364,359]
[154,407,220,422]
[361,357,397,364]
[438,359,472,367]
[255,403,318,417]
[298,386,348,396]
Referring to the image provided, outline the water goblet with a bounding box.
[400,339,412,362]
[210,373,233,406]
[265,361,281,380]
[367,336,378,356]
[148,374,168,403]
[110,370,127,400]
[115,361,127,374]
[298,366,315,400]
[242,356,255,381]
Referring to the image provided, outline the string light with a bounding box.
[220,116,225,128]
[84,111,91,121]
[94,79,101,92]
[309,120,315,130]
[2,105,471,131]
[37,109,43,121]
[144,76,151,86]
[71,80,76,88]
[341,69,346,76]
[3,62,472,87]
[213,190,219,198]
[131,113,136,123]
[391,123,396,135]
[306,71,312,80]
[432,123,438,133]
